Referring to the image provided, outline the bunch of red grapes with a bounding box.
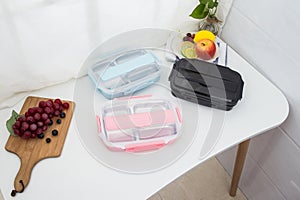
[183,32,195,42]
[12,99,69,139]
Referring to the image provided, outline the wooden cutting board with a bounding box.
[5,96,75,196]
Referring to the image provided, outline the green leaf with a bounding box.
[6,110,21,136]
[208,1,215,8]
[190,4,209,19]
[199,0,209,4]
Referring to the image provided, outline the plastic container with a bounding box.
[96,95,182,152]
[88,49,161,99]
[169,58,244,111]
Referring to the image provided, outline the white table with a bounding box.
[0,33,288,199]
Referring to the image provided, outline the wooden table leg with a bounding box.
[229,139,251,197]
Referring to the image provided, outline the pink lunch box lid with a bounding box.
[96,95,182,152]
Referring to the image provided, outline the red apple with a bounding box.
[195,39,216,60]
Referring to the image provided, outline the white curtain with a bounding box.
[0,0,232,108]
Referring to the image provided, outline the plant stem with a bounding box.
[213,6,217,16]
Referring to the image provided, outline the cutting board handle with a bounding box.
[11,158,36,196]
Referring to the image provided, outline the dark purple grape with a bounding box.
[46,138,51,143]
[29,123,37,131]
[25,112,30,117]
[44,118,51,125]
[44,107,51,114]
[37,132,44,139]
[20,127,27,133]
[54,99,62,105]
[60,112,66,118]
[12,124,17,130]
[19,127,24,134]
[42,125,48,131]
[13,129,20,136]
[32,107,39,112]
[53,103,60,110]
[18,116,26,122]
[56,119,61,124]
[59,105,63,112]
[22,131,31,139]
[15,120,21,127]
[41,113,48,121]
[54,110,60,116]
[39,101,47,108]
[28,108,35,116]
[37,107,43,114]
[46,100,53,108]
[62,102,69,109]
[36,128,42,135]
[37,121,44,127]
[188,37,194,42]
[186,32,192,37]
[52,129,58,136]
[26,116,35,124]
[21,122,29,130]
[14,121,21,128]
[34,113,41,121]
[48,119,53,126]
[183,36,190,41]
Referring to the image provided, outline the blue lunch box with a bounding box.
[88,49,161,99]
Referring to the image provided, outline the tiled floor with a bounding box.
[148,157,247,200]
[0,157,247,200]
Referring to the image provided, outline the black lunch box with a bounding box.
[168,58,244,111]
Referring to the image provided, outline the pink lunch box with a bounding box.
[96,95,182,152]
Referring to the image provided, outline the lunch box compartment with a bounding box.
[96,95,182,152]
[88,49,161,99]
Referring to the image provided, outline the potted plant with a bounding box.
[190,0,221,35]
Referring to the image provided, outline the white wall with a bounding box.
[218,0,300,199]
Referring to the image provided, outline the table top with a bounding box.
[0,31,289,200]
